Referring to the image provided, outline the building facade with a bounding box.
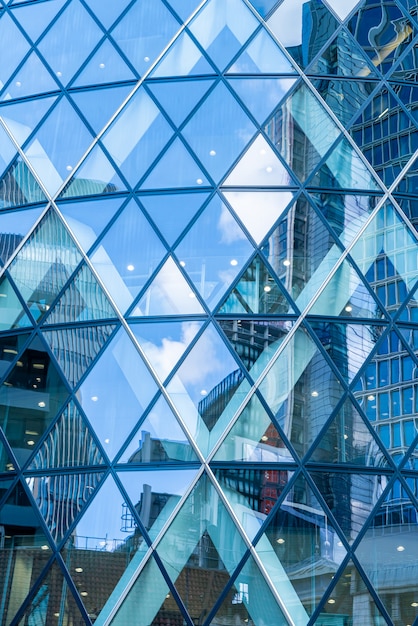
[0,0,418,624]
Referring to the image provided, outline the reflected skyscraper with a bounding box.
[0,0,418,625]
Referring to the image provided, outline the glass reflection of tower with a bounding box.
[0,1,418,626]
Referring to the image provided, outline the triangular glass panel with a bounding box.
[0,155,47,209]
[227,27,295,74]
[182,81,257,183]
[188,0,259,72]
[153,471,250,619]
[349,201,418,317]
[307,396,390,467]
[267,0,338,70]
[308,191,382,248]
[147,78,215,127]
[42,323,117,388]
[217,255,294,314]
[119,395,198,463]
[89,200,167,314]
[11,0,66,43]
[131,256,205,316]
[1,51,59,101]
[389,32,418,81]
[305,256,388,320]
[217,318,294,378]
[24,97,95,196]
[129,319,203,382]
[246,0,279,17]
[13,559,88,626]
[0,330,31,380]
[0,206,43,265]
[317,559,388,625]
[208,552,290,626]
[0,272,32,329]
[257,326,345,459]
[222,133,293,187]
[150,30,215,77]
[0,13,30,91]
[324,0,362,21]
[78,328,158,461]
[309,469,394,545]
[166,322,251,456]
[308,135,380,191]
[353,477,418,625]
[83,0,132,30]
[308,320,389,385]
[9,208,82,322]
[60,473,149,622]
[37,0,103,86]
[0,95,56,148]
[102,552,186,626]
[310,78,378,127]
[138,191,209,245]
[60,143,126,198]
[101,87,174,187]
[0,478,50,548]
[174,196,254,310]
[264,82,342,182]
[306,27,380,78]
[254,472,346,621]
[213,392,294,463]
[222,190,294,245]
[260,196,345,309]
[347,3,415,77]
[110,0,181,76]
[27,400,105,470]
[117,467,199,542]
[72,38,137,89]
[140,137,210,189]
[227,76,297,124]
[70,84,133,135]
[0,333,70,467]
[57,196,124,254]
[43,263,117,324]
[26,469,105,543]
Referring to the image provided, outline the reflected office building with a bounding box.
[1,0,418,625]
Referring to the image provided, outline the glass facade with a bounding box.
[0,0,418,624]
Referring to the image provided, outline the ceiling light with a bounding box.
[15,81,22,87]
[27,440,35,446]
[3,349,17,354]
[276,538,285,544]
[264,285,272,292]
[328,599,336,604]
[200,389,207,396]
[80,591,88,597]
[127,264,135,271]
[209,150,216,156]
[345,305,352,312]
[261,435,268,442]
[266,166,273,173]
[41,545,49,550]
[38,401,46,408]
[230,259,238,266]
[196,178,203,185]
[33,363,45,369]
[91,396,98,402]
[75,567,83,573]
[367,395,375,401]
[179,260,186,267]
[99,63,105,69]
[104,438,110,444]
[144,56,150,62]
[283,259,291,267]
[66,165,73,171]
[311,391,319,397]
[397,545,405,552]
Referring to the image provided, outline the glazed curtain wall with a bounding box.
[0,0,418,625]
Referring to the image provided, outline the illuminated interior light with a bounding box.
[127,264,135,271]
[91,396,98,402]
[209,150,216,156]
[196,178,203,185]
[66,165,73,171]
[200,389,208,396]
[16,361,23,367]
[343,434,348,440]
[75,567,83,573]
[276,538,285,544]
[144,56,150,62]
[38,401,46,408]
[179,260,186,267]
[3,349,17,354]
[104,438,110,444]
[80,591,88,597]
[56,71,63,77]
[264,285,272,292]
[27,440,35,446]
[328,599,336,604]
[265,166,273,173]
[33,363,45,369]
[41,545,49,550]
[230,259,238,266]
[0,293,7,297]
[397,545,405,552]
[15,81,22,87]
[25,430,39,436]
[311,391,319,397]
[367,395,375,401]
[378,107,389,119]
[99,63,105,69]
[345,305,352,312]
[283,259,291,267]
[261,435,268,442]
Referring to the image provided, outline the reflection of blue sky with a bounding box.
[175,196,253,308]
[79,329,157,460]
